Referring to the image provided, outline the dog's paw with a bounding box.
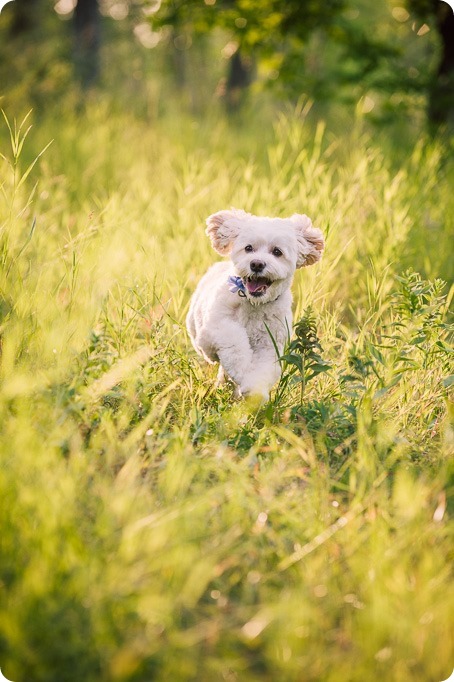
[232,384,243,400]
[239,385,270,404]
[215,365,226,388]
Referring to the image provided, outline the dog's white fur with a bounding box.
[186,209,324,400]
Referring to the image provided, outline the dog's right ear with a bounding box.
[290,214,325,268]
[206,209,251,255]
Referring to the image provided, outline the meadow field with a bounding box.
[0,95,453,682]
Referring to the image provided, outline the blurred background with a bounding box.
[0,0,453,131]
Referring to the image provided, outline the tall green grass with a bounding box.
[0,104,452,681]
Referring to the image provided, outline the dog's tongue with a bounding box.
[246,278,268,294]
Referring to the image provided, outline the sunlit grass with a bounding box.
[0,104,452,681]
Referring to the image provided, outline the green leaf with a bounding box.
[369,345,385,365]
[307,362,331,374]
[281,355,303,372]
[410,335,427,346]
[16,139,53,190]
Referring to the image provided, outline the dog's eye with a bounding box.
[245,245,254,253]
[272,247,283,257]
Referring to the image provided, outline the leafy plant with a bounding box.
[275,307,331,406]
[364,270,453,391]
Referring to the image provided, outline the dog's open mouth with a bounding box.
[244,275,272,297]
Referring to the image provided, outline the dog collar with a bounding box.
[227,275,246,297]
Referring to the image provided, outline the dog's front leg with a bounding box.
[239,352,281,401]
[206,322,254,389]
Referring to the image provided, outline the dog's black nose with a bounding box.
[250,259,266,273]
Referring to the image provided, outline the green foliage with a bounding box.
[0,104,453,682]
[0,0,447,126]
[148,0,442,122]
[277,307,331,405]
[154,0,347,50]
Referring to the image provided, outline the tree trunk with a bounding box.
[74,0,100,88]
[225,49,253,113]
[428,3,454,126]
[9,0,39,36]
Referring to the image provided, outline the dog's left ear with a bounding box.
[206,209,251,255]
[290,214,325,268]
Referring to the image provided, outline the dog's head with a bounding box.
[206,209,324,304]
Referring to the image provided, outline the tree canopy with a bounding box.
[0,0,452,125]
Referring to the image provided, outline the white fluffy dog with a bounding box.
[186,209,325,400]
